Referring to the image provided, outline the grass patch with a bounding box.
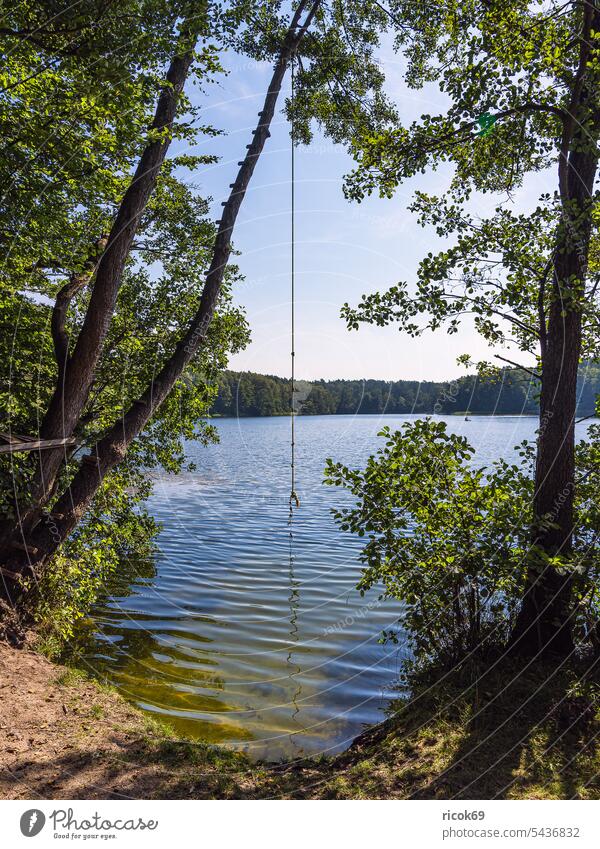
[54,667,89,687]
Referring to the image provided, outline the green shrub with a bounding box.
[25,467,159,657]
[326,418,600,670]
[325,419,533,667]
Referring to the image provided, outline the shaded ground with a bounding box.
[1,642,598,799]
[294,656,600,800]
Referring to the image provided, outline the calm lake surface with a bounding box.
[85,414,594,760]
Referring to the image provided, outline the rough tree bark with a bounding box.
[0,0,320,605]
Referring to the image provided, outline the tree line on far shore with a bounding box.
[211,365,600,418]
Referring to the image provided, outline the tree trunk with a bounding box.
[509,262,582,656]
[509,130,599,658]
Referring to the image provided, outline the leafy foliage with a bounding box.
[0,0,401,637]
[0,2,249,632]
[345,0,588,200]
[326,420,532,665]
[336,0,600,651]
[340,0,600,370]
[326,420,600,667]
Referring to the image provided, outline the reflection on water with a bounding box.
[83,414,593,760]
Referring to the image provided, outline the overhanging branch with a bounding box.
[494,354,541,380]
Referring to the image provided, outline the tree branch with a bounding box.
[51,235,108,386]
[379,102,570,174]
[494,354,541,380]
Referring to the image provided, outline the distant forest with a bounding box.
[212,366,600,418]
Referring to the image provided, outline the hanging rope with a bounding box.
[289,57,300,519]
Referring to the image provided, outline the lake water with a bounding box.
[84,414,593,761]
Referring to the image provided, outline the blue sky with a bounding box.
[178,46,550,382]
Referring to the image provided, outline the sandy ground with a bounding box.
[0,642,172,798]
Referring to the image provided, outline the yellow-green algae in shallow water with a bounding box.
[84,610,366,760]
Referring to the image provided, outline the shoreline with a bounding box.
[2,641,598,800]
[207,412,597,419]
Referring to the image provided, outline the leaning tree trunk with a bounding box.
[0,37,197,549]
[509,63,600,655]
[0,0,320,606]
